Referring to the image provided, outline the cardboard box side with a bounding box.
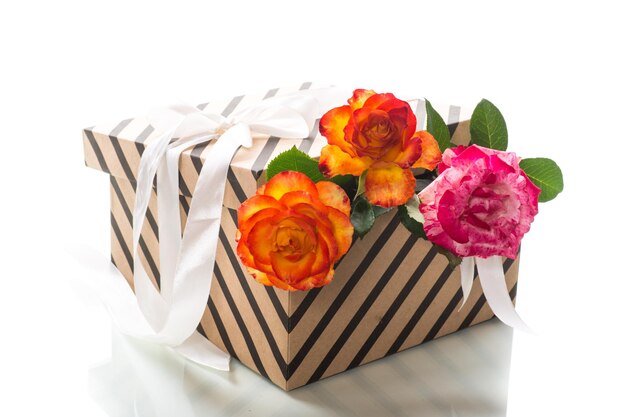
[110,175,161,290]
[282,206,518,390]
[282,240,518,390]
[110,176,293,389]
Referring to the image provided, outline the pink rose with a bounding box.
[418,145,540,259]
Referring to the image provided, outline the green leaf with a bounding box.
[519,157,564,202]
[351,196,375,238]
[434,246,462,269]
[372,205,393,218]
[355,171,367,200]
[329,174,353,187]
[470,99,508,151]
[425,99,452,151]
[266,146,325,182]
[414,179,433,194]
[398,196,427,238]
[331,174,358,200]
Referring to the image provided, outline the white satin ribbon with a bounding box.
[459,255,531,332]
[459,256,475,309]
[87,88,348,370]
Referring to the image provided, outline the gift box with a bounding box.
[83,83,519,390]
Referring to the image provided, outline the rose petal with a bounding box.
[326,207,354,259]
[263,271,294,291]
[454,145,490,166]
[364,162,416,208]
[279,190,328,215]
[410,131,442,171]
[289,204,339,262]
[521,170,541,210]
[319,105,357,156]
[438,146,466,173]
[290,267,335,291]
[437,189,470,244]
[362,92,400,111]
[387,105,416,144]
[316,181,351,217]
[488,154,516,174]
[378,141,403,163]
[319,144,372,177]
[246,219,278,265]
[270,249,316,284]
[252,259,275,275]
[289,202,328,226]
[309,235,331,276]
[236,239,255,267]
[347,107,386,157]
[238,208,281,241]
[348,89,376,110]
[365,93,416,142]
[237,194,285,226]
[237,208,281,266]
[351,107,407,158]
[248,213,317,266]
[244,266,273,287]
[263,171,318,201]
[394,134,423,168]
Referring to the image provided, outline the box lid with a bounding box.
[82,83,472,210]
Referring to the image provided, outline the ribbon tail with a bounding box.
[459,256,475,309]
[475,256,531,332]
[158,134,218,305]
[157,123,251,348]
[132,128,176,332]
[139,107,222,321]
[156,145,183,305]
[172,331,230,371]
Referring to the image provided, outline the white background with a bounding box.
[1,1,624,416]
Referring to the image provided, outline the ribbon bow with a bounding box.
[91,89,346,370]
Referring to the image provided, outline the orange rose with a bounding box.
[319,89,442,208]
[236,171,353,291]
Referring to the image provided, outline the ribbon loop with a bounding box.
[89,87,347,368]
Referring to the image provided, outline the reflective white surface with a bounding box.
[90,321,513,417]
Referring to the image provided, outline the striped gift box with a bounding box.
[83,82,519,390]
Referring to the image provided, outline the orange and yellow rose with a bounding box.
[236,171,353,291]
[319,89,442,208]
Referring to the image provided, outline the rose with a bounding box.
[318,89,442,208]
[236,171,353,291]
[418,145,540,259]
